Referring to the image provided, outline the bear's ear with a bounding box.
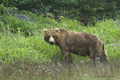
[55,28,60,33]
[44,29,47,32]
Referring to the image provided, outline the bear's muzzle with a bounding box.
[49,36,55,45]
[50,41,54,45]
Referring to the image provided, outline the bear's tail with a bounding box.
[100,43,109,63]
[103,44,108,57]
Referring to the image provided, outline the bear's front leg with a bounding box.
[63,50,70,66]
[60,49,64,61]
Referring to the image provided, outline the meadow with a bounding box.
[0,9,120,80]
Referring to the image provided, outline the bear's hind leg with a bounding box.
[100,53,109,64]
[89,47,100,65]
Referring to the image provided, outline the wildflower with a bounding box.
[27,22,29,25]
[0,16,1,21]
[23,16,26,20]
[15,13,19,18]
[34,17,37,22]
[32,8,35,11]
[3,10,5,13]
[15,9,17,12]
[29,18,31,22]
[32,8,34,11]
[30,50,33,53]
[43,14,46,17]
[40,9,43,14]
[26,16,28,22]
[21,14,23,18]
[11,8,14,14]
[19,17,21,20]
[27,11,29,14]
[35,27,37,30]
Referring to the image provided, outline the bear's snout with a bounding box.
[49,36,55,45]
[50,41,54,45]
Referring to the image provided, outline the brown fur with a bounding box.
[44,28,109,64]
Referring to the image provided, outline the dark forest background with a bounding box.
[0,0,120,21]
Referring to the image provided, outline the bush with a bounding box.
[0,7,45,35]
[13,0,120,20]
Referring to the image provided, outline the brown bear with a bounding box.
[44,28,109,65]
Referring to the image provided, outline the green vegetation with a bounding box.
[0,7,120,80]
[1,0,120,20]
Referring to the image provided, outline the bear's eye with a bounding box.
[48,36,50,38]
[53,36,55,38]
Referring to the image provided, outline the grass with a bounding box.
[1,60,120,80]
[0,12,120,80]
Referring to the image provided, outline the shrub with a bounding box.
[0,7,45,36]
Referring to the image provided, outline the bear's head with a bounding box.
[44,28,60,45]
